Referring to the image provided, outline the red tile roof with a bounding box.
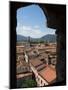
[39,66,56,83]
[30,59,43,67]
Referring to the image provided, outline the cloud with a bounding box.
[34,25,40,29]
[16,25,55,38]
[22,26,31,31]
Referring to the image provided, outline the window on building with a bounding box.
[41,80,42,84]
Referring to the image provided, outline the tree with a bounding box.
[22,78,37,88]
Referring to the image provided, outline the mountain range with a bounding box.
[17,34,56,43]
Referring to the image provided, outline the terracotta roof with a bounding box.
[30,59,43,67]
[39,66,56,83]
[26,47,35,52]
[30,57,48,72]
[36,64,47,71]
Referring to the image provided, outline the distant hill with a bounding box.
[17,34,56,43]
[41,34,56,43]
[17,35,27,42]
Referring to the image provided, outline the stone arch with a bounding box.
[10,1,66,88]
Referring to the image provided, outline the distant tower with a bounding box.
[28,36,30,43]
[27,36,31,47]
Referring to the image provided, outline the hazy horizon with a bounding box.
[17,33,56,39]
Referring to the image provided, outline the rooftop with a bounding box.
[30,56,47,71]
[39,66,56,83]
[30,59,43,67]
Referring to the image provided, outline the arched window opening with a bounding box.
[16,4,57,88]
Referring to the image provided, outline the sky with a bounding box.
[16,5,56,38]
